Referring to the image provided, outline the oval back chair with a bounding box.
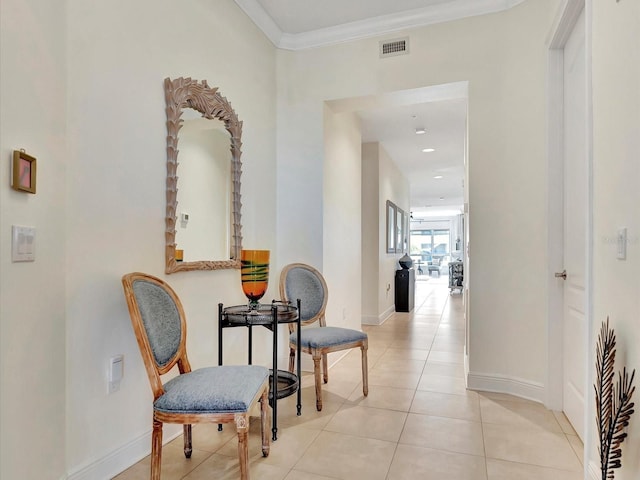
[122,272,270,480]
[279,263,368,411]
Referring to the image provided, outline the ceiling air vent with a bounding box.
[379,37,409,58]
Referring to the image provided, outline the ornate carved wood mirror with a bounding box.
[164,77,243,273]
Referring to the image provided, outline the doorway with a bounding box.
[329,82,468,325]
[410,225,452,278]
[547,0,593,453]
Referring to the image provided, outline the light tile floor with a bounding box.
[114,275,584,480]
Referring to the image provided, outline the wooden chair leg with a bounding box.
[235,414,250,480]
[151,418,163,480]
[322,353,328,384]
[183,424,192,458]
[361,345,369,396]
[313,355,323,411]
[260,388,270,457]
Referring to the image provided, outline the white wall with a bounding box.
[361,143,380,323]
[63,1,277,476]
[378,145,411,316]
[463,2,560,395]
[0,0,67,478]
[591,0,639,477]
[276,0,560,398]
[361,142,409,325]
[323,108,362,339]
[361,142,410,325]
[2,0,277,478]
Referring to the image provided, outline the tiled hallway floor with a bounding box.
[114,275,584,480]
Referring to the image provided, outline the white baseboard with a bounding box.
[361,305,394,325]
[67,425,181,480]
[466,371,545,404]
[587,460,599,480]
[361,314,382,325]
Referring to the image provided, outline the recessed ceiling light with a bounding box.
[422,148,435,153]
[415,128,426,135]
[434,175,443,179]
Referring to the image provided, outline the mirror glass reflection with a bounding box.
[174,108,231,262]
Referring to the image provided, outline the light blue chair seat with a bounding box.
[156,365,269,414]
[290,327,367,350]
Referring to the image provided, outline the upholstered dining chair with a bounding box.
[122,272,270,480]
[279,263,368,411]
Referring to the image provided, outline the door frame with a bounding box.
[546,0,594,476]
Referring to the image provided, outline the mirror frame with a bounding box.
[164,77,243,273]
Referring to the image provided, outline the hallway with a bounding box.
[115,276,584,479]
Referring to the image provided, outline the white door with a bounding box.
[562,8,587,441]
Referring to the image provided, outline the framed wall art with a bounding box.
[386,200,396,253]
[396,207,405,253]
[11,150,37,194]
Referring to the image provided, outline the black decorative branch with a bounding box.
[594,318,636,480]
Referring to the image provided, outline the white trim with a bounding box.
[232,0,283,46]
[381,306,395,324]
[545,0,581,411]
[587,460,600,480]
[361,314,382,326]
[545,0,588,414]
[235,0,526,50]
[545,2,594,479]
[326,81,469,114]
[547,0,586,48]
[67,426,181,480]
[545,44,565,413]
[466,372,545,404]
[362,306,395,325]
[584,1,595,477]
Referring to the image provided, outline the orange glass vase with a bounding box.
[240,250,270,310]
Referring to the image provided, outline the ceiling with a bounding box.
[233,0,525,49]
[254,0,458,35]
[357,92,467,218]
[233,0,523,217]
[326,83,468,217]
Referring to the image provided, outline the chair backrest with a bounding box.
[279,263,328,328]
[122,272,192,399]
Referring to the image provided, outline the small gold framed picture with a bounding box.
[11,150,37,194]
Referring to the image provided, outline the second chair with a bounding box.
[279,263,368,411]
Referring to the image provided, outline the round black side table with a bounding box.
[218,300,302,440]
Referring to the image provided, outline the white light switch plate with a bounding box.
[108,355,124,394]
[12,225,36,262]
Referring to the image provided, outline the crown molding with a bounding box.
[233,0,283,46]
[234,0,526,50]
